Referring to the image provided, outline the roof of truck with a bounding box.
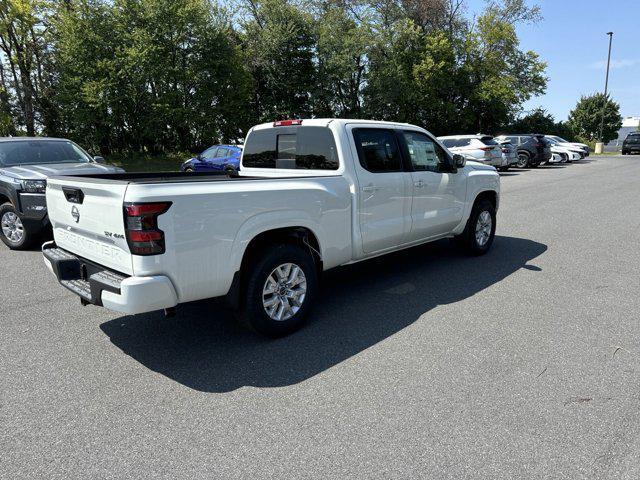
[0,137,71,143]
[251,118,419,131]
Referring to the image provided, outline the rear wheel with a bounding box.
[237,244,318,337]
[516,152,530,168]
[184,167,194,173]
[0,203,34,250]
[455,199,496,255]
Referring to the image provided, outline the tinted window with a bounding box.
[480,137,498,146]
[353,129,402,173]
[243,126,339,170]
[0,140,92,167]
[441,138,469,148]
[403,131,448,172]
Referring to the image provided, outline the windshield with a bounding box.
[551,136,569,143]
[0,140,92,167]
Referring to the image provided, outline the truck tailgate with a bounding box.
[46,178,133,275]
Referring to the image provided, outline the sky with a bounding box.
[466,0,640,121]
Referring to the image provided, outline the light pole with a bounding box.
[596,32,614,153]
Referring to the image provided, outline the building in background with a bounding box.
[607,116,640,150]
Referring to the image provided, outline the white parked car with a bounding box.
[42,119,500,336]
[546,135,589,158]
[438,134,509,171]
[548,140,582,163]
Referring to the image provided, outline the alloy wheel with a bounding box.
[1,211,25,245]
[262,263,307,321]
[475,211,492,247]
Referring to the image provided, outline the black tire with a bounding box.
[516,152,530,168]
[454,199,496,256]
[224,166,237,176]
[0,202,34,250]
[184,167,194,173]
[237,243,318,337]
[498,166,509,172]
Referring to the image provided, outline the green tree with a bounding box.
[313,5,370,117]
[0,0,53,135]
[241,0,316,122]
[461,7,547,132]
[568,93,622,143]
[54,0,252,152]
[504,107,576,139]
[507,107,556,133]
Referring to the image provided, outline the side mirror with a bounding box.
[93,155,106,164]
[453,154,466,169]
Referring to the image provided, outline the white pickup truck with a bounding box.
[43,119,500,336]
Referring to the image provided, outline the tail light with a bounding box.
[479,146,494,156]
[124,202,172,255]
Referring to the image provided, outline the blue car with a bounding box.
[181,144,243,173]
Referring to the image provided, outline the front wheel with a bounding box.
[455,199,496,255]
[0,203,34,250]
[237,244,318,337]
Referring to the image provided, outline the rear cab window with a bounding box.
[243,126,339,170]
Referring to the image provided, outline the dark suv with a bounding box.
[622,132,640,155]
[495,134,552,168]
[0,137,123,250]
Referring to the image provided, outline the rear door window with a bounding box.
[216,148,230,158]
[201,147,218,161]
[243,126,339,170]
[352,129,403,173]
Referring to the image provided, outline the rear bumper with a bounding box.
[42,241,178,315]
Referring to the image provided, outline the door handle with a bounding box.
[362,185,381,193]
[414,179,425,188]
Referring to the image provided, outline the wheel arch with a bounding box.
[226,225,323,310]
[474,190,497,210]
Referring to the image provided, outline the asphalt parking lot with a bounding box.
[2,155,640,479]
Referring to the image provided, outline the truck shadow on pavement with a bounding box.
[100,235,547,393]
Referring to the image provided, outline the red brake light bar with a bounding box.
[273,119,303,127]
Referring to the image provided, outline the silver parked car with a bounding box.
[438,134,508,171]
[496,139,518,170]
